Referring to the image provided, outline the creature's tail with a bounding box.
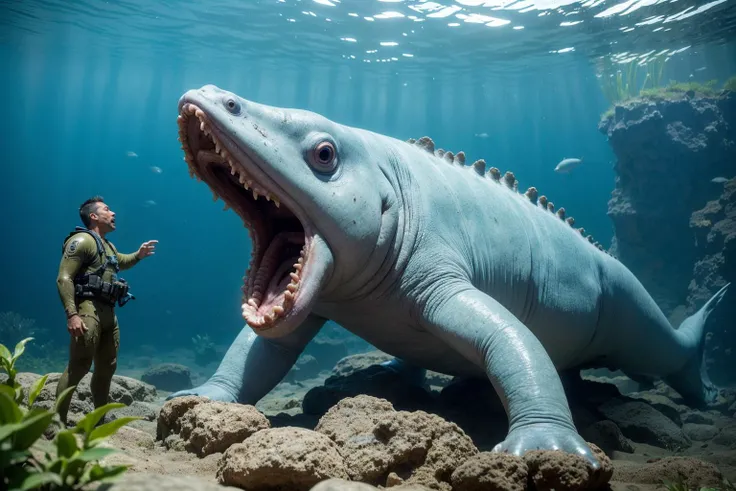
[664,283,730,406]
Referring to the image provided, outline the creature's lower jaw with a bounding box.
[245,234,334,339]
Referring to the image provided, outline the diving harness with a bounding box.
[63,226,136,307]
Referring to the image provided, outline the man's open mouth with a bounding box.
[177,103,313,331]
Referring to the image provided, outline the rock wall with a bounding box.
[598,91,736,314]
[599,90,736,386]
[688,179,736,385]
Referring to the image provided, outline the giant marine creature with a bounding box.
[171,84,730,467]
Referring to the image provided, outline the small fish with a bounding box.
[150,166,163,174]
[711,177,728,183]
[554,157,582,174]
[474,132,489,138]
[143,200,157,207]
[126,151,138,158]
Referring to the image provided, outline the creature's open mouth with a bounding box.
[177,103,311,331]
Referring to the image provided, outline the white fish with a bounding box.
[150,166,163,174]
[474,132,489,138]
[711,177,728,183]
[554,157,582,174]
[143,200,157,207]
[126,151,138,157]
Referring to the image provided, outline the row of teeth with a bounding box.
[177,104,281,209]
[240,245,306,326]
[177,102,304,329]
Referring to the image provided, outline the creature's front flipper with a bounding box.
[421,285,598,468]
[167,314,326,404]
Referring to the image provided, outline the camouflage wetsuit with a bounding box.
[55,231,139,423]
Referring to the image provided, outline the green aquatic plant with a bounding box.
[597,55,668,105]
[638,79,720,100]
[600,77,732,121]
[1,337,139,490]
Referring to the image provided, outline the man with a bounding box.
[55,196,158,425]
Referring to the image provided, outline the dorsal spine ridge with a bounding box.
[407,136,609,254]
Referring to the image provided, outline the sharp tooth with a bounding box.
[212,191,219,202]
[265,194,272,202]
[274,198,280,208]
[246,180,253,187]
[223,202,230,211]
[272,306,284,316]
[294,263,302,271]
[248,299,258,308]
[290,273,300,282]
[230,166,237,175]
[264,313,274,323]
[215,142,221,153]
[253,190,259,200]
[200,121,205,131]
[287,283,297,292]
[298,257,304,264]
[284,291,294,301]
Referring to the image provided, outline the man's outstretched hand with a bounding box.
[136,240,158,259]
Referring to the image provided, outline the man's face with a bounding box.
[91,202,116,232]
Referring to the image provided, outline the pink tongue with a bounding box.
[260,259,297,308]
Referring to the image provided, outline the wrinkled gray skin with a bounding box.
[171,84,730,467]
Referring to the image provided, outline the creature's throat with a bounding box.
[177,103,310,330]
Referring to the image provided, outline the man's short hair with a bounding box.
[79,195,105,228]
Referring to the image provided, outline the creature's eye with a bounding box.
[224,97,241,115]
[309,141,338,173]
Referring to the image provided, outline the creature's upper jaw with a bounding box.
[177,101,331,337]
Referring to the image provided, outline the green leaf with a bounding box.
[11,337,33,364]
[88,416,140,446]
[19,471,63,490]
[82,463,128,484]
[54,386,76,414]
[60,458,88,482]
[12,410,54,450]
[55,429,79,458]
[0,448,31,469]
[27,374,48,408]
[74,446,118,462]
[0,343,11,363]
[0,421,23,442]
[75,403,125,437]
[14,385,25,405]
[0,391,23,425]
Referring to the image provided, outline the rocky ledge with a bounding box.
[598,90,735,315]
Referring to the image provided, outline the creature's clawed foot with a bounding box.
[493,423,600,469]
[165,383,238,403]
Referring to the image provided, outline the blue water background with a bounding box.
[0,0,735,359]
